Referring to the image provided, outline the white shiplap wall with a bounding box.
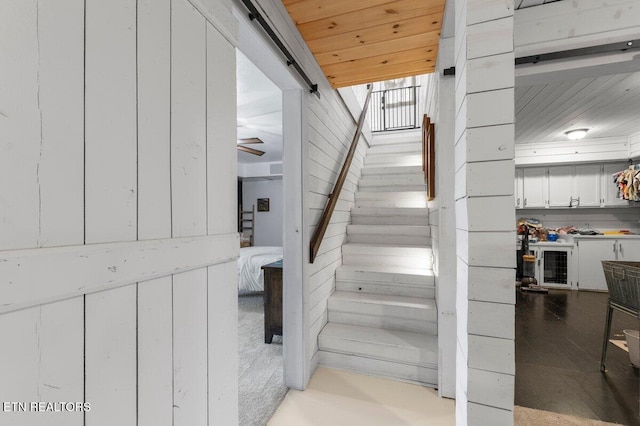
[454,0,516,424]
[0,1,239,425]
[422,36,457,399]
[249,0,371,389]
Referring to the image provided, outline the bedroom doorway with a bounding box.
[234,4,307,423]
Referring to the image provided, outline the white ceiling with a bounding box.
[515,70,640,144]
[514,0,640,144]
[236,51,283,164]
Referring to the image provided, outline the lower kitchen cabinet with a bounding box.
[617,239,640,261]
[576,238,640,291]
[576,240,617,291]
[522,244,575,289]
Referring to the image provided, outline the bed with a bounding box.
[237,246,283,293]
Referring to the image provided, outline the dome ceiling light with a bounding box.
[565,128,589,140]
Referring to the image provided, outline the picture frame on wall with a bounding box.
[422,114,435,201]
[257,198,270,212]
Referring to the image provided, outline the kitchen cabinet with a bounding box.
[515,169,524,208]
[602,162,630,207]
[548,166,574,207]
[576,237,640,291]
[617,239,640,261]
[577,239,617,291]
[516,161,632,209]
[538,245,574,288]
[574,164,601,207]
[521,243,575,289]
[522,167,547,208]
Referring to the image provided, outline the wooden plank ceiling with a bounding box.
[282,0,446,88]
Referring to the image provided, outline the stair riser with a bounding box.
[355,199,427,208]
[318,334,436,367]
[365,154,422,167]
[358,175,425,185]
[347,233,430,245]
[328,311,437,334]
[356,191,427,200]
[343,254,433,269]
[357,184,427,192]
[367,142,422,155]
[336,269,434,287]
[343,245,432,257]
[328,299,437,323]
[336,280,434,298]
[347,224,430,236]
[319,351,437,387]
[361,166,423,176]
[351,215,429,226]
[370,131,422,146]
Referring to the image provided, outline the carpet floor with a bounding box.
[239,293,288,426]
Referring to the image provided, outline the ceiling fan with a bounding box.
[237,137,265,156]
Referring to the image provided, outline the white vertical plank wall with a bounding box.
[137,0,173,425]
[171,1,208,425]
[206,23,239,426]
[85,0,138,424]
[1,0,240,425]
[33,1,86,424]
[0,2,85,426]
[455,0,516,424]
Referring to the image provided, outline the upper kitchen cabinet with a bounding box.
[574,164,601,207]
[517,162,634,209]
[522,167,547,208]
[515,169,524,208]
[547,166,574,207]
[602,162,630,207]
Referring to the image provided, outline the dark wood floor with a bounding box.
[516,289,639,425]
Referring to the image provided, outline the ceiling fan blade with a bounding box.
[237,137,264,144]
[237,145,265,156]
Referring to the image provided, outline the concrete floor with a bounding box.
[268,367,455,426]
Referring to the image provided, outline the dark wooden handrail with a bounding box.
[310,84,373,263]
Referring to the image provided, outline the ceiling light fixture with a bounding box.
[565,128,589,140]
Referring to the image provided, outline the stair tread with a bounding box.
[343,242,432,250]
[338,264,434,278]
[348,224,430,232]
[362,165,423,172]
[352,206,428,214]
[356,191,427,197]
[321,323,437,354]
[330,291,435,309]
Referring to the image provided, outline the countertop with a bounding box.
[528,241,575,247]
[516,239,575,247]
[568,234,640,240]
[516,234,640,248]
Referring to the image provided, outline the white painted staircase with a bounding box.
[318,132,437,386]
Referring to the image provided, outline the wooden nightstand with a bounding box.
[262,260,283,344]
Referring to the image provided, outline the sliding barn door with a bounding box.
[0,1,238,425]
